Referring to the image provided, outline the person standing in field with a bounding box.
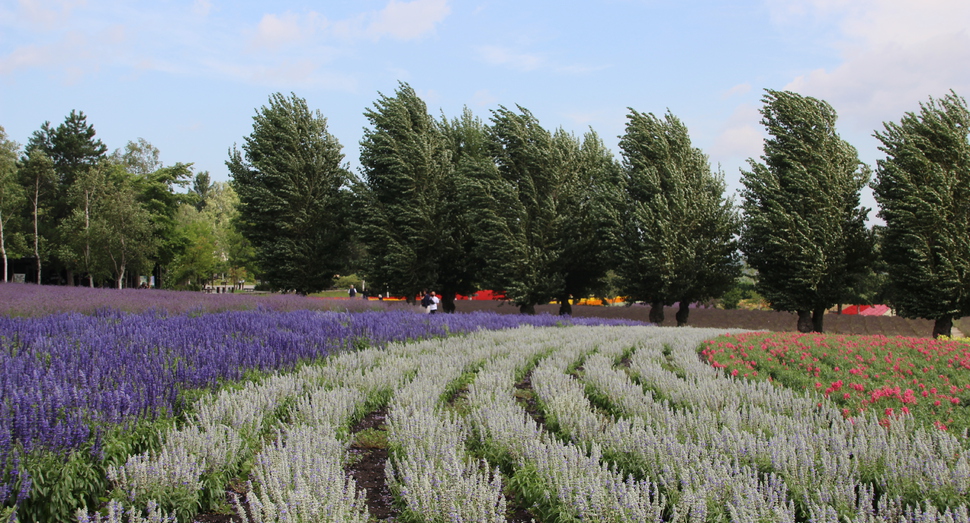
[349,285,357,298]
[429,290,439,314]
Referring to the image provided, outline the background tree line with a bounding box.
[0,112,254,290]
[2,85,968,337]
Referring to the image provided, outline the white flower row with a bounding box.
[467,327,667,522]
[76,500,175,523]
[385,332,523,522]
[100,333,432,521]
[233,422,369,523]
[87,324,970,522]
[572,326,970,522]
[531,328,797,521]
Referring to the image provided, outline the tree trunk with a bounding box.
[676,301,690,327]
[33,195,41,285]
[558,296,572,316]
[0,214,6,282]
[837,303,842,314]
[649,301,665,325]
[797,310,813,333]
[519,303,536,315]
[812,306,825,333]
[442,291,457,313]
[67,269,74,287]
[933,316,953,339]
[116,263,125,289]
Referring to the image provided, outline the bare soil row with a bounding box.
[452,301,938,338]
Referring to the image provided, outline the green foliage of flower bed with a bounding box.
[701,332,970,433]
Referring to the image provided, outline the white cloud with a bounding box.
[0,30,99,79]
[191,0,212,17]
[722,83,752,99]
[16,0,85,30]
[478,45,543,71]
[770,0,970,129]
[470,89,498,107]
[250,11,322,50]
[710,103,764,161]
[367,0,450,40]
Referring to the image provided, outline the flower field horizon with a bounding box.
[3,283,970,522]
[0,282,401,317]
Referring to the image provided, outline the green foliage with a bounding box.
[0,126,25,278]
[740,90,873,332]
[334,273,362,290]
[17,146,56,282]
[353,427,388,449]
[470,105,576,313]
[165,204,219,288]
[873,91,970,337]
[228,92,353,295]
[609,109,740,323]
[357,82,454,303]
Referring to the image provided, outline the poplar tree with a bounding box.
[437,108,492,311]
[873,91,970,338]
[741,90,872,332]
[611,109,740,325]
[357,83,452,304]
[228,92,352,295]
[550,129,621,315]
[480,106,562,314]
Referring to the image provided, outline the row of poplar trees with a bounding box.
[229,83,740,328]
[229,83,970,337]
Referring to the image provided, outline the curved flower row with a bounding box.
[0,309,640,516]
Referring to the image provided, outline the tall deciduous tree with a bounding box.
[113,137,162,175]
[437,107,494,311]
[741,90,872,333]
[134,161,193,287]
[96,171,157,288]
[228,92,352,295]
[550,129,621,315]
[357,83,452,304]
[0,126,23,282]
[873,91,970,338]
[18,146,55,284]
[610,109,740,325]
[192,171,214,211]
[59,161,110,287]
[27,111,108,284]
[480,106,564,314]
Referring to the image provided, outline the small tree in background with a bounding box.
[873,91,970,338]
[741,90,872,333]
[18,146,55,284]
[228,92,353,295]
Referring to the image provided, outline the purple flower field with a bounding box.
[0,282,395,317]
[0,284,643,510]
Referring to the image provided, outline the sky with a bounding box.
[2,0,969,218]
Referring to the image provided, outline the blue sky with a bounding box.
[2,0,969,216]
